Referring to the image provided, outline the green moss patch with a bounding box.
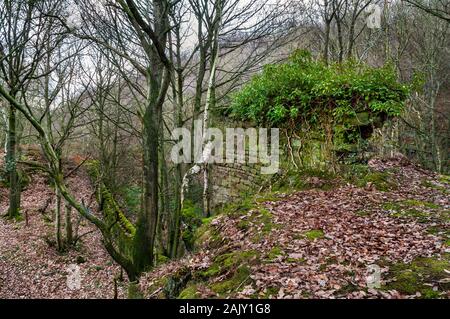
[211,266,251,295]
[266,246,284,261]
[269,167,338,193]
[439,175,450,185]
[200,250,258,279]
[128,281,144,299]
[303,229,325,240]
[173,250,259,299]
[421,180,448,194]
[341,164,401,191]
[402,199,440,209]
[195,223,223,250]
[383,254,450,298]
[179,284,201,299]
[355,210,371,217]
[357,171,397,191]
[382,199,446,223]
[263,286,280,298]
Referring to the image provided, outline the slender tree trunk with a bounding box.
[323,20,331,65]
[157,128,170,257]
[203,164,210,217]
[65,201,73,246]
[6,105,21,219]
[170,161,182,258]
[55,184,62,251]
[1,106,7,155]
[346,15,357,59]
[336,19,344,63]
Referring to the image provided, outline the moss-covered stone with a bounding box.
[178,284,201,299]
[146,277,169,299]
[195,221,223,249]
[200,250,258,279]
[163,267,192,299]
[211,265,251,295]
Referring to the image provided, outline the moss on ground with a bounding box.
[250,209,278,243]
[266,246,284,261]
[341,165,398,191]
[266,167,338,193]
[304,229,325,240]
[357,171,397,191]
[355,210,370,217]
[211,265,251,295]
[178,284,201,299]
[383,254,450,298]
[402,199,440,209]
[174,250,259,299]
[128,281,144,299]
[421,180,448,194]
[146,277,169,299]
[382,199,446,223]
[263,286,280,298]
[439,175,450,185]
[195,217,223,249]
[200,250,258,278]
[254,192,284,203]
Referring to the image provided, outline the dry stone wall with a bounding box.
[210,162,263,207]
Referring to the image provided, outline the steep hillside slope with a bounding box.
[1,151,448,299]
[139,157,449,299]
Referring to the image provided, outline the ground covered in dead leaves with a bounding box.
[140,157,449,299]
[0,154,448,299]
[0,153,127,298]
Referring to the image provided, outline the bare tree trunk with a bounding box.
[6,105,21,219]
[336,17,344,62]
[323,19,332,65]
[182,0,222,219]
[133,88,161,272]
[55,184,62,251]
[168,39,184,258]
[1,105,7,155]
[65,201,73,246]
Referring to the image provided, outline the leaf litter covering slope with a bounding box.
[140,157,449,299]
[0,155,127,298]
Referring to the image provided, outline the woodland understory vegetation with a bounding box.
[0,0,449,299]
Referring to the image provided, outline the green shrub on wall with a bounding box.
[230,50,409,126]
[229,50,410,161]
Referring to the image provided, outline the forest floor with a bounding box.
[0,151,449,299]
[139,157,450,299]
[0,150,127,298]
